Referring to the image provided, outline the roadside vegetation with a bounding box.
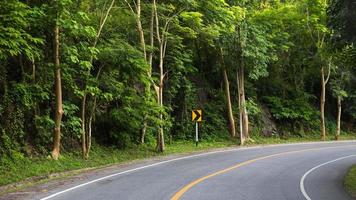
[1,133,356,188]
[0,0,355,189]
[345,165,356,197]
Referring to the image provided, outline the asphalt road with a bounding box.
[23,141,356,200]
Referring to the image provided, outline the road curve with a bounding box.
[24,141,356,200]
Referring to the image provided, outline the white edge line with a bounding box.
[40,140,356,200]
[300,154,356,200]
[40,148,244,200]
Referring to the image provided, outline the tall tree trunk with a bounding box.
[84,67,102,158]
[154,0,165,152]
[81,94,87,158]
[320,67,326,140]
[140,1,155,144]
[236,61,243,144]
[141,121,147,144]
[241,70,249,142]
[85,97,95,158]
[136,0,147,60]
[124,0,147,60]
[220,48,236,137]
[156,42,165,152]
[31,56,36,81]
[237,58,249,145]
[320,65,330,141]
[335,96,342,140]
[81,0,115,158]
[148,4,154,70]
[239,62,250,145]
[236,25,249,145]
[52,24,63,160]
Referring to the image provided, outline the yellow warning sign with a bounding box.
[192,109,202,122]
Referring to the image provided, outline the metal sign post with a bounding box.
[195,122,198,147]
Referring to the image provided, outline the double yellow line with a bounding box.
[171,145,356,200]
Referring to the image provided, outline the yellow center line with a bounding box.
[170,145,356,200]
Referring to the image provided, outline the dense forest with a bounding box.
[0,0,355,161]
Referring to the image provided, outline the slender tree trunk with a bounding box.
[52,24,63,160]
[80,0,115,158]
[81,94,87,158]
[141,120,147,144]
[237,59,249,145]
[31,56,36,81]
[157,43,165,152]
[154,0,165,152]
[124,0,146,57]
[335,96,342,140]
[31,56,38,116]
[220,48,236,137]
[148,4,154,70]
[239,64,249,145]
[236,25,249,145]
[136,0,147,60]
[236,67,243,143]
[241,64,249,140]
[84,67,102,158]
[140,1,155,144]
[320,67,327,141]
[85,98,95,158]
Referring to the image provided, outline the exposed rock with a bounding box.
[261,106,277,137]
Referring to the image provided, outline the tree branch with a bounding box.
[306,7,316,45]
[94,0,115,49]
[124,0,135,14]
[325,60,331,84]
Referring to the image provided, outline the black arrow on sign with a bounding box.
[193,110,201,121]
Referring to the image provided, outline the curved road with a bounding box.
[23,141,356,199]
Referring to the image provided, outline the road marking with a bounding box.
[39,141,355,200]
[300,154,356,200]
[170,145,356,200]
[40,149,244,200]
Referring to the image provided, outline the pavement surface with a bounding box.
[3,141,356,200]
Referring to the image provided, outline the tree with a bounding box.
[219,47,236,137]
[232,4,275,145]
[0,0,43,157]
[80,0,115,159]
[2,0,356,169]
[153,0,175,152]
[124,0,154,144]
[328,0,356,132]
[52,0,63,160]
[195,0,238,139]
[304,0,331,140]
[330,46,353,140]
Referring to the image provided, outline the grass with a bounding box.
[1,133,356,189]
[0,140,236,187]
[248,133,356,145]
[345,165,356,197]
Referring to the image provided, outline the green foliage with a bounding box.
[200,90,231,141]
[0,140,240,186]
[345,164,356,197]
[264,95,319,124]
[0,0,355,176]
[242,22,273,79]
[246,98,262,120]
[0,0,43,60]
[62,102,82,140]
[34,115,54,151]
